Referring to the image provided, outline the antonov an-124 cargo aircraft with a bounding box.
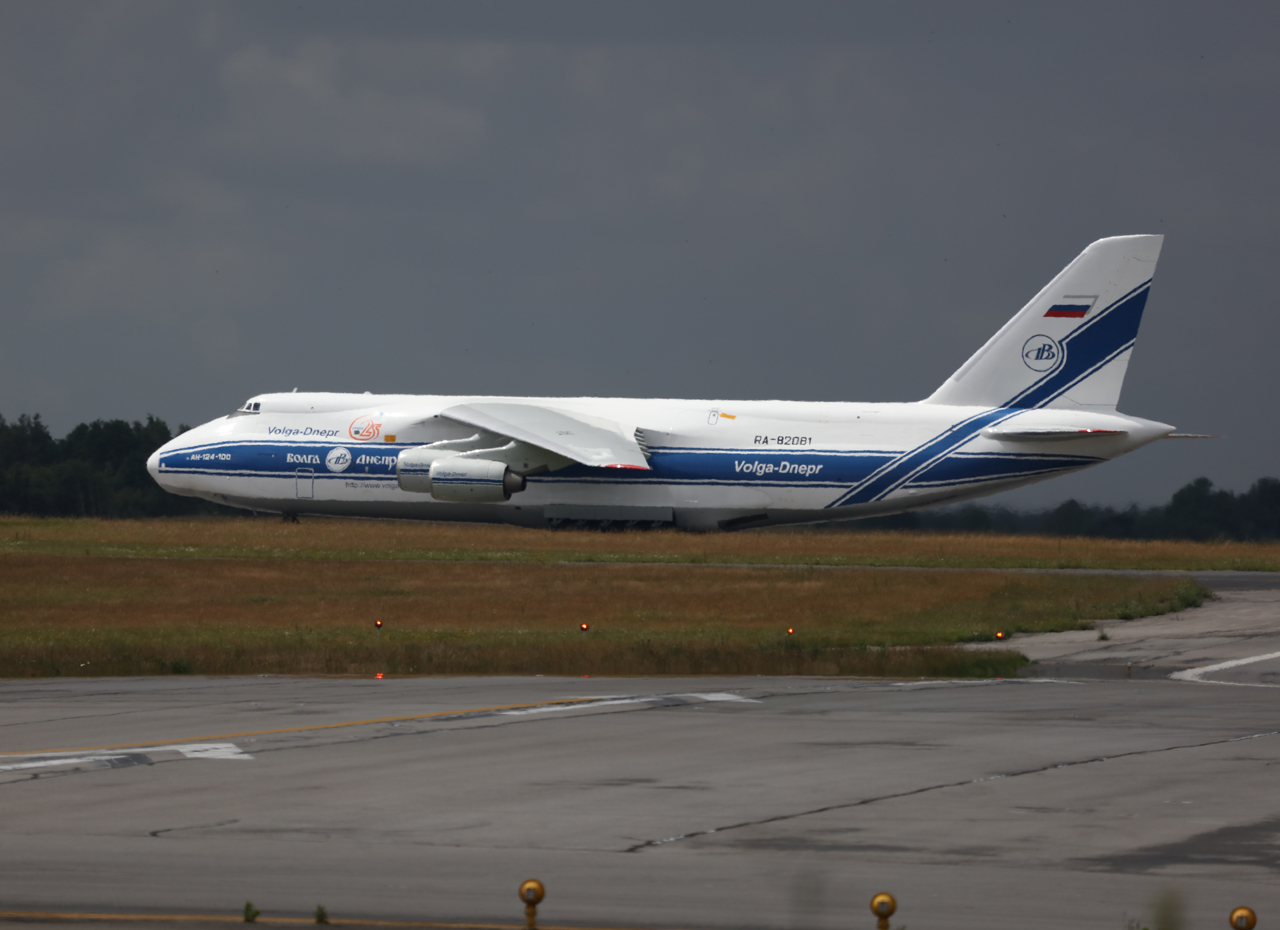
[149,235,1197,530]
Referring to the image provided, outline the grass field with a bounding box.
[3,514,1277,571]
[0,515,1213,678]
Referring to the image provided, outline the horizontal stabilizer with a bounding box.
[439,403,651,470]
[981,427,1127,442]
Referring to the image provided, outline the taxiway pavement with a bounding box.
[3,574,1280,930]
[977,585,1280,685]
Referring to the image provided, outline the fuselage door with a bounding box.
[296,468,314,499]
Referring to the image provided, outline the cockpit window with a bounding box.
[228,399,262,418]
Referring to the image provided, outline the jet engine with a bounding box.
[396,448,525,501]
[395,446,438,494]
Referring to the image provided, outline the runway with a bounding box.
[3,657,1280,930]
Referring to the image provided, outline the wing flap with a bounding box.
[439,403,651,470]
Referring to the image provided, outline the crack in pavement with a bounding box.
[623,728,1280,852]
[150,818,239,838]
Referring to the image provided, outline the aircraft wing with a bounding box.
[439,402,651,470]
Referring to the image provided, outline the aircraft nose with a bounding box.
[148,433,187,487]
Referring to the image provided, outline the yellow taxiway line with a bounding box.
[0,697,601,757]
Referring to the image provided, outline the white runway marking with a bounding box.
[0,742,252,772]
[0,755,128,773]
[497,692,758,716]
[1170,650,1280,686]
[151,742,255,760]
[499,698,651,715]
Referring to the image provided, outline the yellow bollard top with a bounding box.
[1231,908,1257,930]
[520,880,545,906]
[870,893,896,919]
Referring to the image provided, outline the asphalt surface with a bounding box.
[3,574,1279,930]
[979,582,1280,685]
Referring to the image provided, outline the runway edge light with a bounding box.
[519,880,545,930]
[1231,907,1256,930]
[870,893,896,930]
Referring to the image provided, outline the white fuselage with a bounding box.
[148,392,1172,531]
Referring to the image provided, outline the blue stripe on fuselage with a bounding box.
[158,441,897,488]
[158,437,1107,502]
[539,449,896,487]
[826,407,1021,507]
[159,442,404,477]
[904,451,1102,488]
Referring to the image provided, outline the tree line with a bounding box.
[0,413,218,517]
[855,476,1280,541]
[0,411,1277,539]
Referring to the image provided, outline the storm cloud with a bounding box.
[1,1,1275,506]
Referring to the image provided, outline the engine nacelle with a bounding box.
[396,449,526,501]
[396,446,440,494]
[430,457,526,501]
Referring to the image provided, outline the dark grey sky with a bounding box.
[2,1,1275,507]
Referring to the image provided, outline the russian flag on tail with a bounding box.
[1044,303,1090,318]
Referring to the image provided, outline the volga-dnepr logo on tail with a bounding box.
[1021,335,1060,372]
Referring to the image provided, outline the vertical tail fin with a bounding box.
[924,235,1163,410]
